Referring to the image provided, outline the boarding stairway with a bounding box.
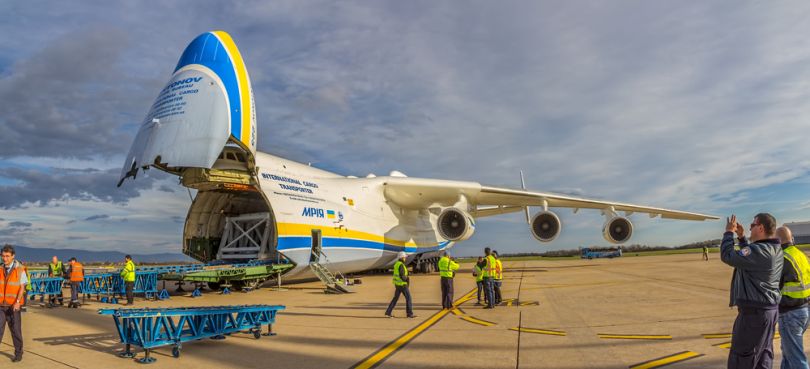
[308,238,352,294]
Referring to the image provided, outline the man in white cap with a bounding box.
[385,252,415,318]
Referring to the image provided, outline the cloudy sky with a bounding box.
[1,1,810,256]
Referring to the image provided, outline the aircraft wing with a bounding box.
[381,177,718,221]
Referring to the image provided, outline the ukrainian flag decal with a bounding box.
[326,210,336,219]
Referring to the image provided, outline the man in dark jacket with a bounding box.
[721,213,783,369]
[776,225,810,369]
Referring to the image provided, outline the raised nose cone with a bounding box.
[119,31,256,186]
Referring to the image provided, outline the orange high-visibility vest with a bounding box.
[0,261,25,306]
[70,262,84,282]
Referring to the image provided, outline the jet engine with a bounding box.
[603,216,633,244]
[530,211,562,242]
[437,207,475,241]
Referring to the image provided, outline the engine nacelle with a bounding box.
[437,208,476,241]
[603,216,633,244]
[530,211,562,242]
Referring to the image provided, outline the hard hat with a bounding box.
[397,251,407,259]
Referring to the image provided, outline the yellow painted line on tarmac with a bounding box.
[629,351,703,369]
[460,315,497,326]
[713,341,731,349]
[598,334,672,340]
[451,308,497,326]
[702,333,731,339]
[351,288,477,369]
[509,327,567,336]
[704,333,779,339]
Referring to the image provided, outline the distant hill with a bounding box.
[8,245,193,263]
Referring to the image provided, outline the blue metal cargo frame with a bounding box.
[81,272,159,302]
[99,304,285,363]
[28,270,50,279]
[27,277,64,304]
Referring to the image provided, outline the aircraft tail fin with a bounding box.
[119,31,256,186]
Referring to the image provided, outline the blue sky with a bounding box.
[1,1,809,255]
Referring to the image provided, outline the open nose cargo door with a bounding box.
[118,30,257,188]
[118,31,281,265]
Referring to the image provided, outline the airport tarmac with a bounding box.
[3,253,804,369]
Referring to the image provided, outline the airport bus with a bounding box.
[580,247,622,259]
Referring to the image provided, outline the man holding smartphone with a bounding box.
[720,214,782,369]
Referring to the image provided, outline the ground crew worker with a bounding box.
[0,245,27,362]
[438,251,459,310]
[21,262,30,312]
[67,257,84,308]
[483,247,496,309]
[720,214,782,369]
[473,256,485,304]
[385,252,415,318]
[703,245,709,261]
[493,251,503,305]
[776,226,810,369]
[121,255,136,306]
[48,256,64,306]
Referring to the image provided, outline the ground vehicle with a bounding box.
[580,247,622,259]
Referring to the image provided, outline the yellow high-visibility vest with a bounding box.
[473,265,484,282]
[121,260,136,283]
[782,246,810,299]
[484,255,497,278]
[50,261,64,277]
[392,261,408,286]
[438,256,459,278]
[494,259,503,280]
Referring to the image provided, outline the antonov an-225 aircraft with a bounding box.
[118,31,718,281]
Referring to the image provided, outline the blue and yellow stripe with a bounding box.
[276,223,450,253]
[173,31,254,150]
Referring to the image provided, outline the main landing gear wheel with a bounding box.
[172,345,181,358]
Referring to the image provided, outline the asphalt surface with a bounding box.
[3,253,804,368]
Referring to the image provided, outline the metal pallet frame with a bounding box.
[28,270,50,279]
[27,277,64,305]
[99,304,285,363]
[81,272,159,302]
[159,262,292,292]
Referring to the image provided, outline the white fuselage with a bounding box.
[251,152,451,279]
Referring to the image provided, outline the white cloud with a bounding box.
[3,1,810,253]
